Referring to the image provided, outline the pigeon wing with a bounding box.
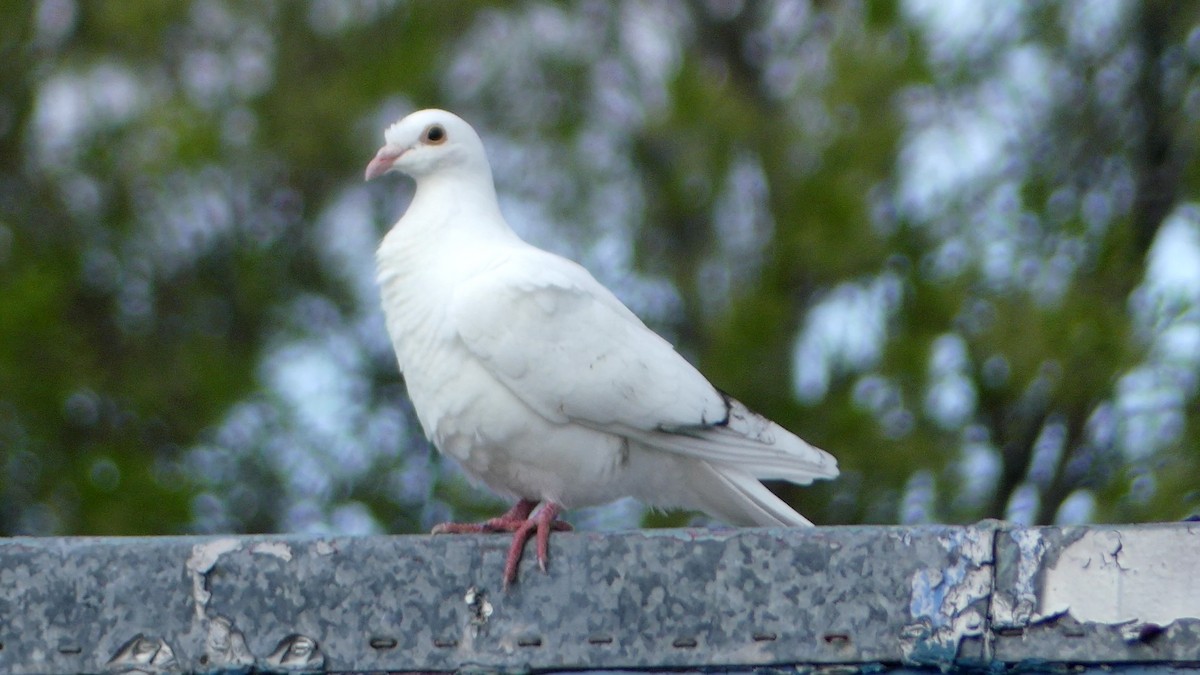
[450,249,838,484]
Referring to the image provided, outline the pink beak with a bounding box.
[364,145,405,181]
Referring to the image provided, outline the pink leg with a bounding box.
[431,499,571,588]
[534,502,564,572]
[500,501,569,588]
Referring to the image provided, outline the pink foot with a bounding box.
[431,498,538,535]
[431,499,571,588]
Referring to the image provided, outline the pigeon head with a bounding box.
[364,109,490,182]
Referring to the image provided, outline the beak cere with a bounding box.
[365,145,405,181]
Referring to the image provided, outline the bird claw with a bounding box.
[431,498,538,535]
[428,499,570,589]
[503,501,569,588]
[430,521,490,535]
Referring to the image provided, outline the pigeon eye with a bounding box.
[424,124,446,144]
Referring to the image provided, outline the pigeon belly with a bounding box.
[377,244,634,509]
[420,354,635,508]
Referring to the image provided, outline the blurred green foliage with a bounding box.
[1,0,1197,536]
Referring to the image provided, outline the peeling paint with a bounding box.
[991,526,1047,627]
[1038,527,1200,626]
[185,538,243,620]
[250,540,294,562]
[902,527,993,665]
[183,538,256,671]
[202,614,254,668]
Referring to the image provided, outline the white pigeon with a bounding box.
[365,109,838,586]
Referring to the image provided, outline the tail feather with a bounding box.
[682,461,814,527]
[642,426,837,484]
[625,396,840,484]
[620,393,836,527]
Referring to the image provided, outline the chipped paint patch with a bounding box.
[203,614,254,668]
[186,538,243,619]
[991,526,1046,627]
[184,538,255,670]
[250,540,294,561]
[464,585,494,625]
[1038,527,1200,626]
[902,527,994,665]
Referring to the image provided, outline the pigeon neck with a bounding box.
[409,169,509,235]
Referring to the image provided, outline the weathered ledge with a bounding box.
[2,522,1198,673]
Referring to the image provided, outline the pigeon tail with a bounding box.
[682,461,815,527]
[630,396,838,487]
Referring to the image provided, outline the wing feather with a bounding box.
[450,249,838,482]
